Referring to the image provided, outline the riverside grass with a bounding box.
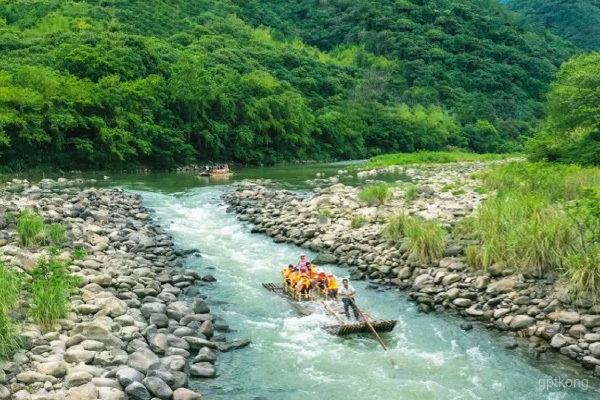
[0,262,22,358]
[358,184,393,204]
[464,161,600,297]
[384,214,447,264]
[365,151,520,168]
[16,208,45,247]
[30,256,80,331]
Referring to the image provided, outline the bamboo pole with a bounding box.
[348,297,388,351]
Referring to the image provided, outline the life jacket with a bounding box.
[316,272,327,282]
[327,277,338,290]
[290,271,301,286]
[308,265,317,280]
[297,277,311,291]
[282,267,293,279]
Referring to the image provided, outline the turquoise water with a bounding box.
[96,164,600,400]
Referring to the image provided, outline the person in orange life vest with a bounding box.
[326,273,339,300]
[296,273,312,296]
[294,253,309,274]
[316,270,327,289]
[307,264,317,280]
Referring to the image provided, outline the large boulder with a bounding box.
[71,320,124,350]
[581,314,600,328]
[140,303,167,319]
[314,253,337,264]
[37,361,67,377]
[192,298,210,314]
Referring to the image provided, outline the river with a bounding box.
[103,164,598,400]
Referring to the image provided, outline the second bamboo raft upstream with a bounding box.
[262,283,397,336]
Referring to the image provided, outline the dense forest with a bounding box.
[0,0,579,170]
[507,0,600,51]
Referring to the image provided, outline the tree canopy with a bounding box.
[508,0,600,51]
[528,52,600,165]
[0,0,579,170]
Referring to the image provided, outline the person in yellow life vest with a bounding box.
[296,273,312,298]
[282,265,293,286]
[326,273,338,300]
[289,270,301,288]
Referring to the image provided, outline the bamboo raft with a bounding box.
[262,283,397,336]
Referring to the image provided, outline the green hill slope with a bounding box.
[508,0,600,51]
[0,0,577,170]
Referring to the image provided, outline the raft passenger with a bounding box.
[326,273,339,300]
[294,253,309,274]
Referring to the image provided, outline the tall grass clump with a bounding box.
[30,256,81,331]
[44,223,67,244]
[404,218,447,264]
[16,208,45,247]
[358,184,392,204]
[383,213,410,245]
[404,184,417,202]
[384,214,446,263]
[0,311,21,359]
[350,215,366,229]
[0,262,22,358]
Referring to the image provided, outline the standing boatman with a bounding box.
[338,278,361,321]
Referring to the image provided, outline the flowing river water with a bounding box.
[100,164,599,400]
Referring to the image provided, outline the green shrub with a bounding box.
[452,188,466,196]
[358,184,392,204]
[384,213,410,244]
[30,257,81,331]
[319,208,332,217]
[72,248,89,260]
[44,223,67,244]
[404,184,417,202]
[404,218,447,264]
[0,311,20,359]
[16,209,45,247]
[350,215,366,229]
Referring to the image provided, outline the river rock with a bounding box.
[192,298,210,314]
[581,314,600,328]
[217,339,251,352]
[16,371,50,384]
[189,362,216,378]
[554,311,580,325]
[194,347,217,363]
[140,303,167,319]
[67,382,98,400]
[314,253,337,264]
[37,361,67,377]
[166,302,194,321]
[509,315,535,330]
[550,334,574,349]
[173,388,203,400]
[486,279,515,295]
[127,349,160,374]
[66,371,94,388]
[142,377,172,400]
[125,382,151,400]
[442,273,460,286]
[452,298,471,308]
[116,368,145,387]
[589,342,600,357]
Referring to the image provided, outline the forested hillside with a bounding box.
[507,0,600,50]
[0,0,577,170]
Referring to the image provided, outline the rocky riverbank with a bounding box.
[225,161,600,379]
[0,179,248,400]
